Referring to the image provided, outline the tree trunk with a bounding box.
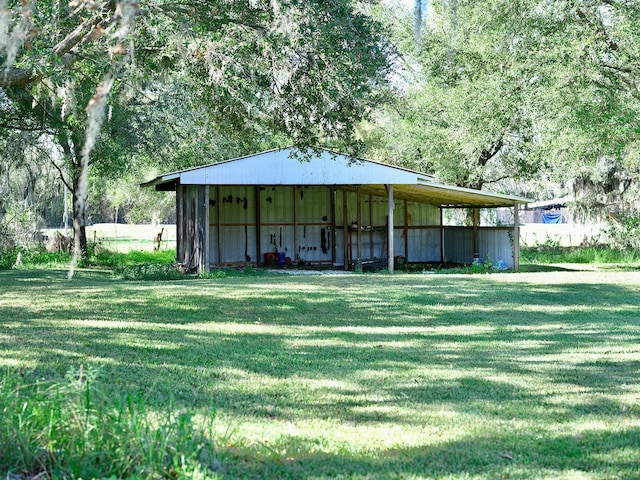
[72,171,88,260]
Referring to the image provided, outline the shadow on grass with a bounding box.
[517,263,582,273]
[2,269,640,477]
[213,426,640,479]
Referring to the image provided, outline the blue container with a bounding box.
[277,252,286,265]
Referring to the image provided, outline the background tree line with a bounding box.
[1,0,639,256]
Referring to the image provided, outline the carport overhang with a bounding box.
[142,177,528,209]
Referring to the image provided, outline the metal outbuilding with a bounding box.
[142,147,529,273]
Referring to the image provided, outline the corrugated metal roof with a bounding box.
[141,147,531,207]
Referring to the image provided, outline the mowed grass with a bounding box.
[1,269,639,479]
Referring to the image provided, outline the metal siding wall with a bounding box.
[370,195,389,226]
[333,190,345,266]
[479,229,514,268]
[334,229,345,266]
[221,226,257,263]
[176,184,184,264]
[345,191,357,226]
[407,229,441,262]
[181,185,197,268]
[335,189,344,225]
[211,186,257,263]
[296,225,331,262]
[443,227,474,264]
[362,194,372,226]
[409,202,440,225]
[219,186,255,224]
[260,186,293,224]
[259,186,294,263]
[262,226,294,260]
[296,186,330,223]
[208,187,218,264]
[393,200,405,227]
[393,230,406,256]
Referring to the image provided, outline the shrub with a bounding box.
[606,212,640,250]
[112,263,186,281]
[0,367,220,479]
[0,247,71,270]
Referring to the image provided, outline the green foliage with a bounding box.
[1,0,392,259]
[197,265,266,279]
[0,366,220,479]
[112,263,185,281]
[0,244,177,271]
[605,212,640,249]
[367,0,640,207]
[521,245,640,265]
[89,248,177,269]
[0,247,72,270]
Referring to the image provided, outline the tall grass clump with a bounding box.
[89,247,176,269]
[522,245,640,264]
[0,367,221,479]
[0,247,72,270]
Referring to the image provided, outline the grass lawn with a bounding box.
[1,268,639,479]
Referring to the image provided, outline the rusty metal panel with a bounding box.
[177,185,208,271]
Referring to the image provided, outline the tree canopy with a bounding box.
[1,0,392,258]
[366,0,640,209]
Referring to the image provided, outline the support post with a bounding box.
[255,186,261,266]
[330,188,336,264]
[387,184,395,273]
[356,186,362,270]
[342,189,349,270]
[439,207,444,263]
[369,193,374,260]
[404,199,409,263]
[293,186,298,264]
[473,207,479,261]
[203,186,210,272]
[216,186,222,265]
[176,184,183,264]
[513,202,520,269]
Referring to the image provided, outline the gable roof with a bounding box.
[142,147,530,208]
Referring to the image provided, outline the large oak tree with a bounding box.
[1,0,391,261]
[367,0,640,208]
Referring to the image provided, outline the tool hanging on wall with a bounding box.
[279,227,282,248]
[245,225,249,262]
[321,228,327,254]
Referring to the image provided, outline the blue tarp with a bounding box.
[542,213,562,224]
